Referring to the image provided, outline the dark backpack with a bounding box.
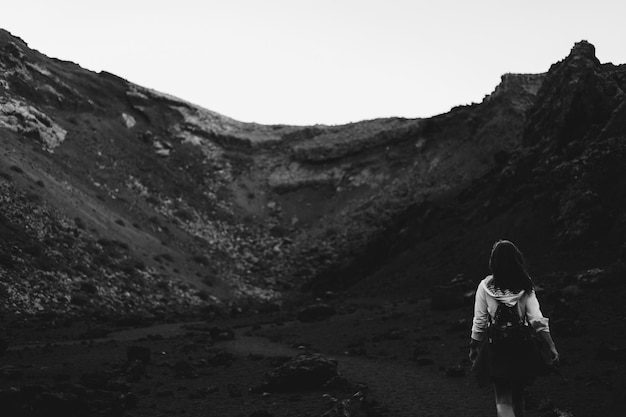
[488,302,528,344]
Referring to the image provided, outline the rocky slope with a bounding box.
[2,29,624,322]
[0,28,546,319]
[334,41,626,301]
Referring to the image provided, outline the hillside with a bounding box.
[0,28,543,319]
[337,40,626,297]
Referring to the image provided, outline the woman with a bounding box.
[469,240,559,417]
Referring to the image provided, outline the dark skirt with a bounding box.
[472,339,539,387]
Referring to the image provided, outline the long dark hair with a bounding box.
[489,240,534,293]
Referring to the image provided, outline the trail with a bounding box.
[110,321,498,416]
[223,329,497,417]
[5,319,555,416]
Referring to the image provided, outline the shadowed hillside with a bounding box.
[329,40,626,298]
[0,28,543,318]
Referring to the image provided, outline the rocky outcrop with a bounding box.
[524,40,623,149]
[0,96,67,152]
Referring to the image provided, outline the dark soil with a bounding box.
[2,284,624,417]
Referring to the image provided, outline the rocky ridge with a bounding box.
[3,31,622,321]
[332,41,626,299]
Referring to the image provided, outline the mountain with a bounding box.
[343,40,626,299]
[1,29,624,321]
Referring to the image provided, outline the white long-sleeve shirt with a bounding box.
[471,275,550,341]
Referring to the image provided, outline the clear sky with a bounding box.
[4,1,625,126]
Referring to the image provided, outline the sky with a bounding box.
[3,1,626,126]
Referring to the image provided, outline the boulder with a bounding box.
[297,303,336,322]
[262,353,339,392]
[209,326,235,341]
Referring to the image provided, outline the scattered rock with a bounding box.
[323,375,353,392]
[575,268,610,288]
[445,365,466,378]
[127,346,151,364]
[261,353,339,392]
[321,390,380,417]
[541,408,575,417]
[297,303,336,322]
[227,383,242,398]
[209,326,235,341]
[344,347,367,357]
[122,113,136,128]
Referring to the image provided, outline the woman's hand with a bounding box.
[469,347,478,364]
[538,331,560,366]
[549,345,560,366]
[469,338,481,364]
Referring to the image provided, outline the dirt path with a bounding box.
[213,322,495,417]
[103,321,497,416]
[2,314,576,417]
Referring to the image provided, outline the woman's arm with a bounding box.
[526,291,559,364]
[469,282,488,362]
[538,330,560,364]
[525,291,550,332]
[471,282,489,341]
